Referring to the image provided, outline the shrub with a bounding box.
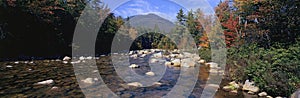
[226,41,300,96]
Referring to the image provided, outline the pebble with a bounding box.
[145,71,155,76]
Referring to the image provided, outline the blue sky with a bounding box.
[102,0,222,22]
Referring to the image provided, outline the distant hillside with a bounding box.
[127,13,175,33]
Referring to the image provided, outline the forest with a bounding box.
[0,0,300,97]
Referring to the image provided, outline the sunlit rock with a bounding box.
[258,92,267,97]
[6,65,13,68]
[149,59,158,63]
[171,59,181,67]
[79,56,85,60]
[198,59,206,64]
[24,61,29,64]
[130,54,138,58]
[145,71,155,76]
[127,82,143,87]
[140,54,147,58]
[62,61,68,64]
[153,82,162,85]
[36,79,54,85]
[181,58,196,68]
[86,56,93,60]
[81,78,94,84]
[242,80,260,94]
[63,56,71,61]
[129,64,139,68]
[153,52,163,58]
[129,51,134,55]
[266,96,273,98]
[51,86,59,90]
[165,62,172,66]
[205,62,218,68]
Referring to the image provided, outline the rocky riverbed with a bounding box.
[0,49,249,98]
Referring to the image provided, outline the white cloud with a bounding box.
[169,0,219,15]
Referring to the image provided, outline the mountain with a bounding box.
[127,13,175,33]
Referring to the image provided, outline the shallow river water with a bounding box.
[0,55,248,98]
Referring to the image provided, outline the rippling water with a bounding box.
[0,56,245,98]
